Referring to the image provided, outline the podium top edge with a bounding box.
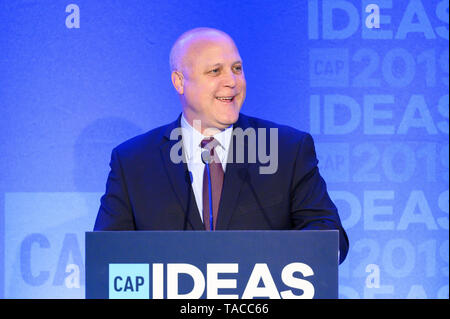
[85,230,339,234]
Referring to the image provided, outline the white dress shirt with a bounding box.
[180,113,233,222]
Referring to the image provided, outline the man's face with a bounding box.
[176,35,246,133]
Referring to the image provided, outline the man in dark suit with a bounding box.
[94,27,349,264]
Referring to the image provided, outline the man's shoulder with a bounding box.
[239,113,311,140]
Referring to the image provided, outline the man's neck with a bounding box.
[182,112,226,136]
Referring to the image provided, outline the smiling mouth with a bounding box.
[216,96,235,103]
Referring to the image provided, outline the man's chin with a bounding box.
[218,113,240,128]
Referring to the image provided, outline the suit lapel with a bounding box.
[216,114,250,230]
[159,116,204,230]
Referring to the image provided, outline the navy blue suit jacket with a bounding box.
[94,113,349,263]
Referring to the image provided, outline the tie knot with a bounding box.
[200,137,220,151]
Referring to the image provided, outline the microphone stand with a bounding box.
[183,170,193,231]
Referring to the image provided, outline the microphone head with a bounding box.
[201,150,212,164]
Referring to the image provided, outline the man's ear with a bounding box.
[171,71,184,94]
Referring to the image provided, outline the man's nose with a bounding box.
[223,71,237,88]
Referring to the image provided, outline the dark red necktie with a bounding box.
[201,137,224,230]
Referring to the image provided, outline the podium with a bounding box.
[85,230,338,299]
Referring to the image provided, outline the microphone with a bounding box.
[183,169,193,230]
[201,149,214,231]
[238,168,274,230]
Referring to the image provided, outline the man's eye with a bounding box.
[209,68,220,74]
[233,65,242,72]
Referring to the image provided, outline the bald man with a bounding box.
[169,28,245,134]
[94,28,349,264]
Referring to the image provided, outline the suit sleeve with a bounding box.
[94,148,136,230]
[290,133,349,264]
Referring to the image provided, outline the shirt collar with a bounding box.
[181,113,233,161]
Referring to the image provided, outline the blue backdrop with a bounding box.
[0,0,448,298]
